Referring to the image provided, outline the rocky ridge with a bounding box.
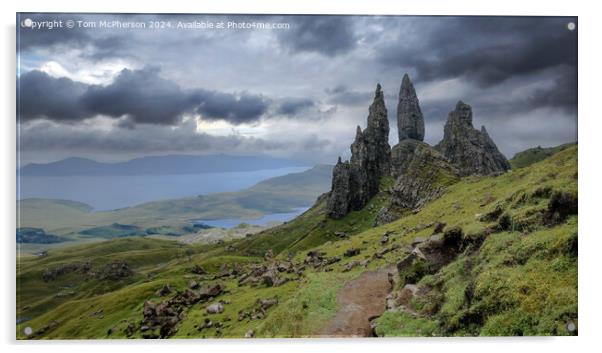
[327,75,510,220]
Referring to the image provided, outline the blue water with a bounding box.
[17,167,309,211]
[192,207,309,229]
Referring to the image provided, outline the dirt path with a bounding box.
[320,267,396,337]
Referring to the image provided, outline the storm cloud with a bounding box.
[19,67,272,125]
[277,16,358,56]
[16,14,578,163]
[276,97,315,116]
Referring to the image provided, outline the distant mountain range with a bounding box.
[19,155,308,176]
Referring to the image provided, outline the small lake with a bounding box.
[192,207,309,229]
[17,167,309,211]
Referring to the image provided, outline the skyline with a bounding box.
[17,14,578,164]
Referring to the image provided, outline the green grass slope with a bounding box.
[16,146,577,339]
[509,142,576,169]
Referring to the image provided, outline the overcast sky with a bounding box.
[17,14,577,165]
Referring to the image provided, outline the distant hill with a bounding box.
[19,155,307,176]
[510,142,576,169]
[16,228,67,244]
[17,164,334,243]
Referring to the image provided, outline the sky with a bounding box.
[17,14,578,165]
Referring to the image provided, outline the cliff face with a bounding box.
[327,84,391,219]
[327,75,510,221]
[435,101,511,176]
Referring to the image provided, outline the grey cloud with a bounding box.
[81,67,192,125]
[18,119,339,164]
[17,14,578,164]
[325,86,372,106]
[278,16,357,56]
[382,17,575,82]
[18,68,271,125]
[276,97,315,116]
[193,90,271,124]
[18,70,88,121]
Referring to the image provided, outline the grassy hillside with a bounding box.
[16,146,577,338]
[509,142,575,169]
[17,165,333,254]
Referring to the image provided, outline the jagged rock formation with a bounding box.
[375,140,459,225]
[326,158,352,219]
[397,74,425,142]
[327,84,391,219]
[327,76,510,222]
[436,101,511,176]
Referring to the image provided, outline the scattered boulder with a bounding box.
[334,231,349,239]
[197,318,213,331]
[262,271,289,287]
[198,283,224,300]
[257,297,278,310]
[433,222,446,234]
[344,248,361,257]
[42,263,82,282]
[304,250,327,267]
[171,289,201,306]
[141,300,185,338]
[155,284,173,297]
[97,262,132,280]
[124,322,136,337]
[342,261,360,272]
[238,297,278,322]
[380,232,390,245]
[191,265,206,275]
[396,284,419,307]
[245,329,255,338]
[411,236,427,246]
[206,302,224,314]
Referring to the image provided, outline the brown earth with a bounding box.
[320,267,396,337]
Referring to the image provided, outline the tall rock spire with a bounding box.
[327,83,391,219]
[397,74,425,142]
[359,83,391,176]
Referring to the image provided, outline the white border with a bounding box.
[3,1,600,352]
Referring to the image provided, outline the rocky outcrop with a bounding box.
[390,141,459,211]
[397,74,425,142]
[375,140,459,225]
[327,84,391,219]
[326,158,352,219]
[436,101,511,176]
